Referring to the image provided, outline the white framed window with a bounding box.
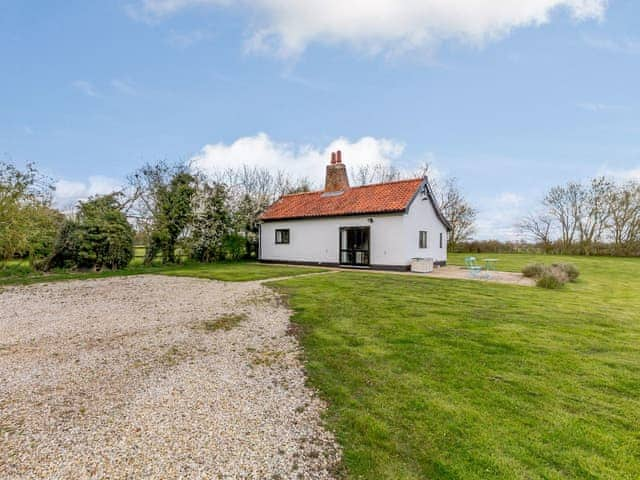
[419,231,428,249]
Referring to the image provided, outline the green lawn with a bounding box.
[0,260,324,286]
[273,254,640,479]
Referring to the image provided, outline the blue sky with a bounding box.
[1,0,638,238]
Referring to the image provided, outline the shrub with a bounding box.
[47,195,133,271]
[536,269,567,289]
[46,219,81,270]
[190,183,230,263]
[522,263,547,278]
[75,195,134,269]
[224,233,246,260]
[523,262,575,289]
[552,263,580,282]
[0,162,60,263]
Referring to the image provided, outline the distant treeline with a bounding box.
[517,176,640,257]
[452,239,640,257]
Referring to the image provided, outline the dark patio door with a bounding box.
[339,227,370,266]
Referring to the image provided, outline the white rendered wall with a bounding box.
[260,193,448,266]
[402,194,448,263]
[260,214,405,266]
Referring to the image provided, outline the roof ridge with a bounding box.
[279,190,320,196]
[279,177,424,198]
[352,177,423,188]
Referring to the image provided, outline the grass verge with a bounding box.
[272,254,640,479]
[0,260,325,286]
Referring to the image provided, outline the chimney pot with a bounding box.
[336,150,342,163]
[331,152,337,164]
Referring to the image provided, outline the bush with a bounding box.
[552,263,580,282]
[46,219,81,270]
[0,162,61,263]
[47,195,133,271]
[224,233,246,260]
[536,269,567,289]
[522,263,547,278]
[523,262,575,289]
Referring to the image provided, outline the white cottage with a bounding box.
[258,151,451,270]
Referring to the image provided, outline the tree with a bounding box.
[232,193,262,258]
[517,212,555,251]
[351,163,401,186]
[0,161,60,263]
[23,203,64,261]
[124,161,174,237]
[48,194,134,270]
[575,177,612,254]
[125,161,196,264]
[606,181,640,254]
[543,183,581,252]
[437,177,477,247]
[522,177,640,256]
[191,182,231,262]
[145,171,196,264]
[195,164,311,258]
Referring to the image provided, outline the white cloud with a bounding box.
[474,191,531,240]
[54,176,122,209]
[111,78,137,96]
[622,169,640,181]
[601,166,640,182]
[190,133,405,184]
[130,0,607,57]
[496,191,524,206]
[71,80,99,97]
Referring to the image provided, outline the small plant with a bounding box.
[552,263,580,282]
[522,263,547,278]
[523,262,578,289]
[199,313,247,332]
[536,271,566,289]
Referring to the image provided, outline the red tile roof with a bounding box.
[260,178,425,221]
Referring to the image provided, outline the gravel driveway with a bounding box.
[0,275,340,479]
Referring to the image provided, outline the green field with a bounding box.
[273,254,640,479]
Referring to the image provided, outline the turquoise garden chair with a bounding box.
[464,256,484,278]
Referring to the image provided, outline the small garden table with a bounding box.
[483,259,499,277]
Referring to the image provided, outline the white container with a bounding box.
[411,257,433,273]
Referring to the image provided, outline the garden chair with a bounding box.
[464,256,484,278]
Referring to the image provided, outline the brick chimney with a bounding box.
[324,150,350,193]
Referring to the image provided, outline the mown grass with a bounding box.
[273,254,640,479]
[0,260,325,286]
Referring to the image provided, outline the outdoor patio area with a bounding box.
[424,265,535,286]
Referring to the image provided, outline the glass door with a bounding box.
[339,227,370,266]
